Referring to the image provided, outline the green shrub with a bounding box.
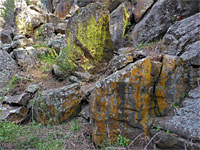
[0,0,15,20]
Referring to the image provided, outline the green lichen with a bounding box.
[61,13,113,73]
[122,4,131,39]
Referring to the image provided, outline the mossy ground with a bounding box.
[0,119,94,150]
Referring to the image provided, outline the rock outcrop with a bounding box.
[58,2,114,75]
[129,0,200,46]
[33,84,84,125]
[163,13,200,56]
[151,87,200,149]
[0,51,18,90]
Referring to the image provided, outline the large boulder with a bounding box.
[16,5,46,37]
[163,13,200,56]
[33,84,84,125]
[151,87,200,149]
[58,2,114,75]
[91,58,162,144]
[129,0,200,46]
[91,54,190,144]
[109,1,132,48]
[0,51,18,90]
[155,55,190,115]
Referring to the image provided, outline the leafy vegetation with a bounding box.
[117,134,130,147]
[0,119,83,149]
[0,0,15,20]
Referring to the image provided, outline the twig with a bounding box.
[128,133,144,149]
[144,132,161,150]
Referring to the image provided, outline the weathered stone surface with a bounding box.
[181,41,200,66]
[16,5,46,37]
[55,22,66,34]
[0,103,29,123]
[54,0,74,19]
[48,34,66,52]
[0,51,18,89]
[163,13,200,56]
[156,55,189,115]
[2,43,13,53]
[12,35,28,48]
[130,0,200,46]
[2,93,31,106]
[34,23,55,42]
[91,58,162,144]
[109,1,132,48]
[75,0,94,7]
[26,84,39,94]
[59,2,113,74]
[151,87,200,149]
[131,0,155,22]
[12,46,37,68]
[95,0,126,12]
[0,31,12,44]
[33,83,83,125]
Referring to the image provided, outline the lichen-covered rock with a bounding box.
[34,23,55,42]
[95,0,126,12]
[109,1,132,48]
[151,87,200,149]
[33,84,83,125]
[163,13,200,56]
[58,2,114,74]
[0,51,18,89]
[131,0,155,22]
[129,0,200,46]
[156,55,189,115]
[0,104,29,124]
[91,58,162,144]
[54,0,74,19]
[16,5,46,37]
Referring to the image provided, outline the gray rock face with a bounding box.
[16,5,46,37]
[0,51,18,89]
[0,103,29,123]
[131,0,155,22]
[152,87,200,149]
[75,0,94,7]
[109,1,132,48]
[2,93,31,106]
[34,23,55,42]
[130,0,200,46]
[48,34,66,52]
[181,41,200,66]
[163,13,200,56]
[12,46,37,68]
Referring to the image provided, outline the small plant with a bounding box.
[56,45,75,74]
[156,125,161,132]
[117,134,130,147]
[197,77,200,87]
[70,119,80,133]
[166,130,170,134]
[35,43,58,72]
